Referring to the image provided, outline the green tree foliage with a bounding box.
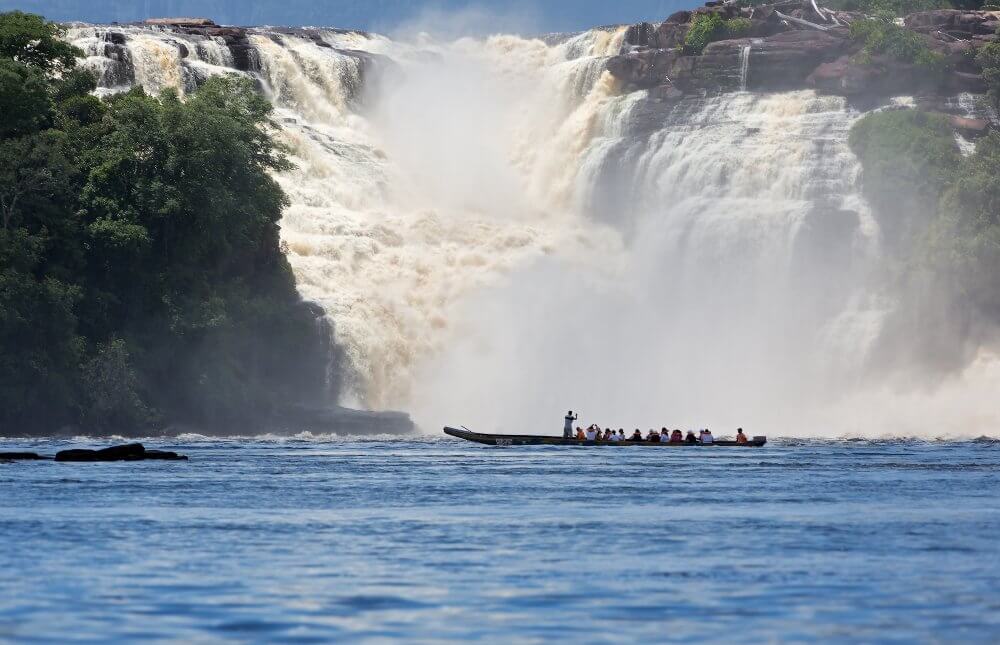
[850,110,1000,333]
[683,13,753,55]
[848,110,960,250]
[0,11,330,434]
[0,10,80,72]
[931,133,1000,318]
[849,18,947,72]
[976,42,1000,110]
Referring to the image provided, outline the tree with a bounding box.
[0,59,51,137]
[848,110,960,253]
[0,12,333,435]
[0,11,81,73]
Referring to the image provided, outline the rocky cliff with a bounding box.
[606,2,998,100]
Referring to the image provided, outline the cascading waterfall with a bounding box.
[739,44,751,92]
[67,22,1000,437]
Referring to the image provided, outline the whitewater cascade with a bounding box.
[67,22,1000,437]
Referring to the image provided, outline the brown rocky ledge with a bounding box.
[606,1,998,98]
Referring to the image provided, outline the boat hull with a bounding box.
[443,427,766,447]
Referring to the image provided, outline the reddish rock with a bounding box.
[947,114,989,135]
[144,17,216,27]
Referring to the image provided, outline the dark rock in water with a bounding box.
[95,443,146,460]
[55,443,187,462]
[0,452,44,460]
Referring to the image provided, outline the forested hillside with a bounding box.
[0,11,332,435]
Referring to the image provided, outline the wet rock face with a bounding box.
[706,30,849,91]
[904,10,1000,37]
[189,26,259,72]
[607,4,996,99]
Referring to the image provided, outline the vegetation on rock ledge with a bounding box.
[849,17,947,72]
[850,108,1000,339]
[683,13,753,55]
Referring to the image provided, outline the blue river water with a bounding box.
[2,436,999,643]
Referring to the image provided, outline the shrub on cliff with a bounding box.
[849,18,947,72]
[848,110,960,251]
[0,11,331,434]
[930,132,1000,318]
[851,109,1000,331]
[683,14,752,55]
[976,41,1000,109]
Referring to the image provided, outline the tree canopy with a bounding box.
[0,11,332,435]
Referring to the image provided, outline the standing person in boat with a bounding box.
[700,429,714,444]
[685,430,698,444]
[564,411,578,439]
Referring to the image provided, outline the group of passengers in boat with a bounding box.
[563,411,749,444]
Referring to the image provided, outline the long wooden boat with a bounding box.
[444,427,766,447]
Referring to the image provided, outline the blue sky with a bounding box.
[4,0,695,33]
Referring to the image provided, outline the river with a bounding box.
[2,436,999,642]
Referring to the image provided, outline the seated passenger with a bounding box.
[603,429,613,441]
[630,429,643,441]
[659,428,670,442]
[736,428,748,444]
[700,429,714,444]
[575,427,585,441]
[670,429,683,443]
[618,429,626,441]
[685,430,698,444]
[585,426,598,441]
[609,430,620,442]
[647,429,659,442]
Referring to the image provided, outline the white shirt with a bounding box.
[564,415,575,432]
[585,429,597,441]
[701,431,714,444]
[659,433,670,442]
[610,433,619,442]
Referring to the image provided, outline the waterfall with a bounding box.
[66,22,999,436]
[739,44,751,92]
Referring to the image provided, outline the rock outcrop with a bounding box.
[55,443,188,462]
[0,452,44,460]
[606,2,998,99]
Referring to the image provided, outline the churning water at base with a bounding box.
[2,437,1000,642]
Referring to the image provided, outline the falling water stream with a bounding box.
[65,23,1000,437]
